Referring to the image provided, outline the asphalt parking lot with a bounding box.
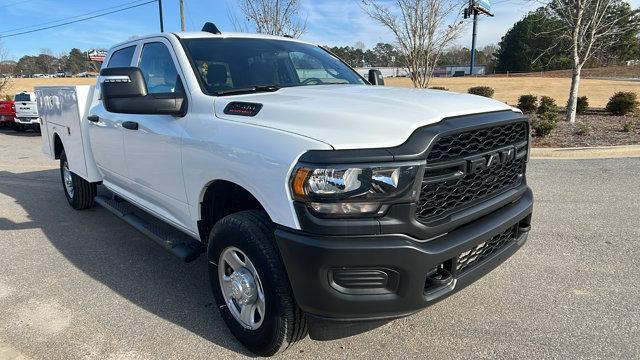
[0,129,639,359]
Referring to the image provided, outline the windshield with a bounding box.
[15,93,31,102]
[181,38,366,95]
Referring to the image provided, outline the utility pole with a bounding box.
[180,0,185,31]
[158,0,164,32]
[470,9,478,76]
[464,1,493,76]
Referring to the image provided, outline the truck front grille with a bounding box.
[416,121,528,224]
[456,225,518,274]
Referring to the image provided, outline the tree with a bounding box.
[361,0,465,88]
[237,0,307,37]
[371,42,403,67]
[0,43,11,96]
[539,0,640,122]
[495,8,570,73]
[65,48,87,75]
[591,2,640,65]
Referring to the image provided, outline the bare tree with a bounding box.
[361,0,465,88]
[536,0,639,122]
[236,0,307,38]
[0,43,12,98]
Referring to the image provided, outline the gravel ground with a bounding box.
[0,129,639,359]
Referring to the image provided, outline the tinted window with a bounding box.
[107,46,135,68]
[182,38,365,95]
[14,93,31,101]
[138,42,178,94]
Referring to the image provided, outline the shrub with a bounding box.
[429,86,449,91]
[606,92,639,116]
[517,95,538,114]
[537,96,558,114]
[531,111,558,137]
[574,121,592,136]
[4,94,11,101]
[623,120,637,133]
[468,86,495,98]
[576,96,589,114]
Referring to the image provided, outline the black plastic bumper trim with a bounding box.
[275,188,533,320]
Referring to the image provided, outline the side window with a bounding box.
[138,42,179,94]
[289,51,346,84]
[107,46,135,68]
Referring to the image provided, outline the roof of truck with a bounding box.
[111,31,315,50]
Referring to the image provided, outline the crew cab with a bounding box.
[37,24,533,356]
[14,91,40,132]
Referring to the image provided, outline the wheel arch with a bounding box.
[197,180,271,243]
[52,132,64,159]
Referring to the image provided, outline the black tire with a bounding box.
[60,150,96,210]
[33,123,41,133]
[207,210,307,356]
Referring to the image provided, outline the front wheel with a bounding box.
[208,210,307,356]
[60,150,96,210]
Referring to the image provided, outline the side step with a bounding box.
[95,195,203,262]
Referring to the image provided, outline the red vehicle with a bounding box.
[0,100,16,126]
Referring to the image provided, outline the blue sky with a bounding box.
[1,0,639,59]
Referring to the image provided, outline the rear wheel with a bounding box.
[60,150,96,210]
[207,210,307,356]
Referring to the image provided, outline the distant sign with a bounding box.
[87,49,107,62]
[475,0,491,12]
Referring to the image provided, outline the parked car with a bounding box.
[0,99,16,126]
[37,24,533,357]
[13,91,40,132]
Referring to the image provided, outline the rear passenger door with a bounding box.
[88,44,137,187]
[121,38,191,230]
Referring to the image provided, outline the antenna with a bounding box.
[202,22,221,35]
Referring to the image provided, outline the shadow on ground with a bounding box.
[0,127,41,137]
[0,168,254,357]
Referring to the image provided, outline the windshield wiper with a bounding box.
[216,85,281,96]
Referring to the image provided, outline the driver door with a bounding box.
[122,38,191,229]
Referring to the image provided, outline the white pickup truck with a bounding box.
[14,91,41,132]
[38,24,533,356]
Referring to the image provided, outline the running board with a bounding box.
[95,195,203,262]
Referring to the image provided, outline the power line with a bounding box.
[0,0,158,39]
[0,0,153,34]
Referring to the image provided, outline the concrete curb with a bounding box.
[531,145,640,159]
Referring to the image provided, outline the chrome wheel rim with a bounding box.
[63,161,74,198]
[217,246,265,330]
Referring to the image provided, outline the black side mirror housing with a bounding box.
[99,67,187,116]
[368,69,385,86]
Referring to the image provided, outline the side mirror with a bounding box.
[99,67,186,116]
[368,69,385,86]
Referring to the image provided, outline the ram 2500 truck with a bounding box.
[14,91,41,132]
[37,24,533,356]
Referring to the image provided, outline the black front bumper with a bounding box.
[275,187,533,321]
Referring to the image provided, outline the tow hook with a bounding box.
[425,267,453,289]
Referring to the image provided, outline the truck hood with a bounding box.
[213,85,515,150]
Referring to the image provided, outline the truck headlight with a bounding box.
[290,162,424,217]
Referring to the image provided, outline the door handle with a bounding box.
[87,115,99,122]
[122,121,139,130]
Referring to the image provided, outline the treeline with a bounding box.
[3,48,103,76]
[325,43,498,71]
[495,4,639,73]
